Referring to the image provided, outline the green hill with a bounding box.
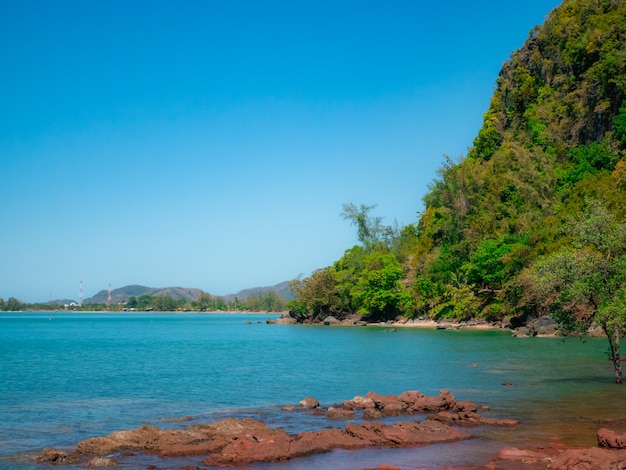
[290,0,626,325]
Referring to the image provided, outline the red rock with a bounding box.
[598,427,626,449]
[496,447,551,464]
[299,397,320,409]
[84,456,118,467]
[343,395,376,410]
[454,400,478,413]
[427,411,519,427]
[33,448,82,465]
[290,428,361,456]
[410,390,456,412]
[550,447,626,469]
[398,390,424,405]
[363,407,383,419]
[381,420,469,446]
[326,406,356,420]
[202,426,292,466]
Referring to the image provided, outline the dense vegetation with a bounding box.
[288,0,626,381]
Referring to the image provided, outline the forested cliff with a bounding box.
[289,0,626,329]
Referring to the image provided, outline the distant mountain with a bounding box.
[85,285,203,304]
[83,281,294,304]
[225,281,294,302]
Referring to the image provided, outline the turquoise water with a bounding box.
[0,312,623,469]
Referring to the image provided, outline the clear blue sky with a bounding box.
[1,0,560,303]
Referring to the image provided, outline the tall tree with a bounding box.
[531,198,626,383]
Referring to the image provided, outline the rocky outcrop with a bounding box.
[487,435,626,469]
[341,389,517,425]
[35,417,470,467]
[202,419,469,466]
[512,315,559,337]
[598,428,626,449]
[266,312,297,324]
[33,390,515,468]
[550,447,626,469]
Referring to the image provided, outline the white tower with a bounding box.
[79,280,83,307]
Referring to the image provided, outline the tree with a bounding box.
[195,292,214,311]
[341,203,384,248]
[532,198,626,383]
[287,268,339,321]
[350,252,413,322]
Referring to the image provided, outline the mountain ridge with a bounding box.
[83,282,293,305]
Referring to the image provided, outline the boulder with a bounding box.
[33,448,81,465]
[343,395,376,410]
[409,389,456,412]
[322,316,340,324]
[267,312,297,324]
[598,428,626,448]
[299,397,320,409]
[363,408,383,419]
[326,407,355,420]
[365,392,408,416]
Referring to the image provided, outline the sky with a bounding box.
[0,0,561,303]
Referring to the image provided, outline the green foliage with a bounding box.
[531,198,626,382]
[290,0,626,335]
[614,100,626,148]
[350,252,412,321]
[287,267,340,321]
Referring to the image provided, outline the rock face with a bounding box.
[33,390,515,468]
[598,428,626,449]
[550,447,626,469]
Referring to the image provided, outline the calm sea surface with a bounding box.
[0,312,623,469]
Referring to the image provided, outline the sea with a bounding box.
[0,312,623,469]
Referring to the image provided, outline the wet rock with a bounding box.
[365,392,407,416]
[343,395,376,410]
[289,428,356,456]
[33,391,517,468]
[409,389,457,412]
[496,447,551,464]
[326,406,355,420]
[363,407,383,419]
[551,447,626,469]
[33,448,81,465]
[202,425,293,466]
[84,456,118,467]
[598,427,626,448]
[299,397,320,409]
[427,411,519,427]
[267,312,297,324]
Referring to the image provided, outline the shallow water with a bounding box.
[0,312,623,469]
